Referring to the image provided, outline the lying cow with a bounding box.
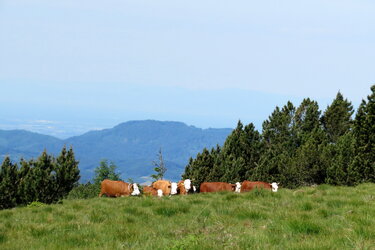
[240,181,279,193]
[200,182,236,193]
[143,186,163,197]
[152,180,178,196]
[143,186,158,196]
[177,179,192,195]
[99,179,140,197]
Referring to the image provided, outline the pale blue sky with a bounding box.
[0,0,374,138]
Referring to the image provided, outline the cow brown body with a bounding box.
[143,186,158,196]
[200,182,235,193]
[99,179,134,197]
[152,180,172,196]
[240,181,272,192]
[177,181,187,195]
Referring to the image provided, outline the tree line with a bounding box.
[183,85,375,190]
[0,146,80,209]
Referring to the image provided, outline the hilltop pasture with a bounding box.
[0,184,374,249]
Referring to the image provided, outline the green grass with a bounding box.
[1,184,375,249]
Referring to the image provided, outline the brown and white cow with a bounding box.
[199,182,236,193]
[152,180,178,196]
[99,179,140,197]
[240,181,279,193]
[177,179,192,195]
[142,186,158,196]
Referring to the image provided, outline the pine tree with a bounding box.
[350,85,375,184]
[321,92,354,143]
[291,99,328,185]
[253,102,297,186]
[294,98,321,144]
[150,148,167,181]
[182,148,215,190]
[0,157,19,209]
[32,151,58,203]
[292,128,328,186]
[55,146,80,199]
[94,159,122,185]
[217,121,262,183]
[325,132,355,185]
[17,159,32,205]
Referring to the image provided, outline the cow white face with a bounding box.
[131,183,141,196]
[157,189,163,197]
[271,182,279,192]
[235,182,241,193]
[184,179,191,193]
[193,186,196,193]
[171,182,178,195]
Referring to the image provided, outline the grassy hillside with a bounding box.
[1,184,374,249]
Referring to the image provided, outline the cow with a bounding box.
[177,179,192,195]
[240,181,279,193]
[99,179,140,197]
[199,182,236,193]
[152,180,177,196]
[143,186,158,196]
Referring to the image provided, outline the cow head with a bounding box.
[171,182,178,195]
[192,186,197,193]
[131,183,141,196]
[271,182,279,192]
[183,179,191,193]
[157,189,163,197]
[235,182,241,193]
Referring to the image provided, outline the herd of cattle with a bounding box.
[98,179,279,197]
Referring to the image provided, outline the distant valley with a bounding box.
[0,120,232,183]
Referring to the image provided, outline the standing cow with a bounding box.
[99,179,140,197]
[240,181,279,193]
[199,182,236,193]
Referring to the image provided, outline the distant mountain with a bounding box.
[0,120,232,183]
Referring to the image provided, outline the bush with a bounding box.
[66,183,100,199]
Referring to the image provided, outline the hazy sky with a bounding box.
[1,0,374,138]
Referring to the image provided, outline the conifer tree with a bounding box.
[94,159,122,185]
[294,98,321,144]
[150,148,167,181]
[350,85,375,183]
[0,157,19,209]
[32,151,57,203]
[17,159,32,205]
[253,102,296,186]
[55,146,80,199]
[206,146,223,181]
[321,92,354,143]
[291,99,328,185]
[182,148,215,190]
[325,132,355,185]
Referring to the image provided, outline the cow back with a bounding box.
[200,182,234,193]
[240,181,272,192]
[100,179,132,197]
[143,186,158,196]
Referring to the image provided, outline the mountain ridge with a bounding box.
[0,120,232,183]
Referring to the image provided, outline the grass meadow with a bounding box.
[0,183,374,249]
